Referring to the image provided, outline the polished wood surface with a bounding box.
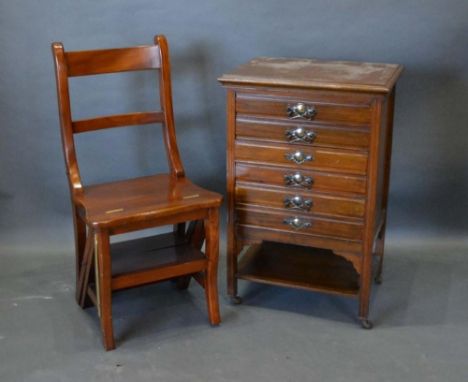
[237,207,364,240]
[76,174,221,229]
[236,184,366,218]
[236,93,372,125]
[65,45,161,77]
[235,141,369,175]
[237,225,363,254]
[52,35,222,350]
[72,111,165,134]
[236,163,367,194]
[220,57,402,328]
[236,117,370,149]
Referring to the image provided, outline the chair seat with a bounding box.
[75,174,222,229]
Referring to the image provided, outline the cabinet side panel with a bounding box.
[360,96,384,319]
[373,97,389,234]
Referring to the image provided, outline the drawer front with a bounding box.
[235,141,368,175]
[236,117,370,149]
[236,163,367,194]
[236,93,372,126]
[236,185,365,218]
[237,207,363,241]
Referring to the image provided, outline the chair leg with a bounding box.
[204,208,221,326]
[77,231,94,308]
[174,275,191,290]
[187,220,205,250]
[171,222,192,289]
[173,222,186,235]
[72,206,86,303]
[95,229,115,351]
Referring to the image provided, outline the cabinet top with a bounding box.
[218,57,403,93]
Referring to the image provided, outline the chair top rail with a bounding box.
[65,45,161,77]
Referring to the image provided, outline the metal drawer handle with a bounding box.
[285,150,313,164]
[285,127,316,143]
[283,216,312,230]
[287,102,316,120]
[284,172,314,188]
[284,195,313,211]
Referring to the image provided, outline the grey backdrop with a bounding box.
[1,0,467,252]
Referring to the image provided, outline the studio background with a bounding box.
[1,1,468,381]
[1,1,467,250]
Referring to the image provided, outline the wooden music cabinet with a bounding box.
[219,57,403,328]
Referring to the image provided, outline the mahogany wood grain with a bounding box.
[358,99,383,324]
[65,45,161,77]
[237,207,364,240]
[236,184,366,218]
[231,86,376,106]
[236,117,370,149]
[75,174,221,229]
[237,225,363,254]
[220,56,402,327]
[204,208,221,325]
[236,93,372,125]
[112,257,207,291]
[72,111,165,134]
[72,205,87,305]
[236,163,367,195]
[375,89,396,282]
[77,233,94,307]
[156,35,185,178]
[95,229,115,350]
[235,141,369,175]
[52,35,222,350]
[225,90,238,299]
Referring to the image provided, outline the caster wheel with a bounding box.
[230,296,242,305]
[360,319,373,330]
[374,275,382,285]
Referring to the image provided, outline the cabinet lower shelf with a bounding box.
[237,241,360,297]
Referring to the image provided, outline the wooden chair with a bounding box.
[51,35,222,350]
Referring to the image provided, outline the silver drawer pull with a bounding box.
[287,102,316,120]
[285,127,316,143]
[285,151,313,164]
[283,216,312,230]
[284,172,314,188]
[284,195,313,211]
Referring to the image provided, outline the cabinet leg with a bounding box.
[360,318,373,329]
[359,243,374,330]
[374,230,386,285]
[227,226,241,304]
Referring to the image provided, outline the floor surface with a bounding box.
[1,237,467,382]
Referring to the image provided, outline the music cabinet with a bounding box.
[219,57,402,327]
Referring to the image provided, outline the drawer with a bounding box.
[236,184,365,218]
[236,117,370,149]
[236,163,367,194]
[237,207,363,241]
[236,93,372,126]
[235,141,368,175]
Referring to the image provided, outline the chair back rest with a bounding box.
[51,35,185,197]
